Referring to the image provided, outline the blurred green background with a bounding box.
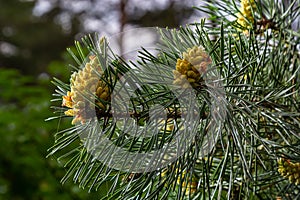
[0,0,201,199]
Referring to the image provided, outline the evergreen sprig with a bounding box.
[48,1,300,199]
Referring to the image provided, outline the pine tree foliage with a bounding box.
[48,0,300,199]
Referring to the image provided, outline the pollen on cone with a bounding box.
[237,0,256,32]
[61,55,111,124]
[278,158,300,185]
[173,46,211,88]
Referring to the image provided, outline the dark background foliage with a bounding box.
[0,0,200,199]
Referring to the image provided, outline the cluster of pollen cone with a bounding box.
[278,158,300,185]
[62,55,110,125]
[237,0,256,31]
[173,46,211,88]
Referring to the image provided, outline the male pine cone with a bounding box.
[62,55,110,124]
[237,0,256,33]
[173,46,211,88]
[278,158,300,185]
